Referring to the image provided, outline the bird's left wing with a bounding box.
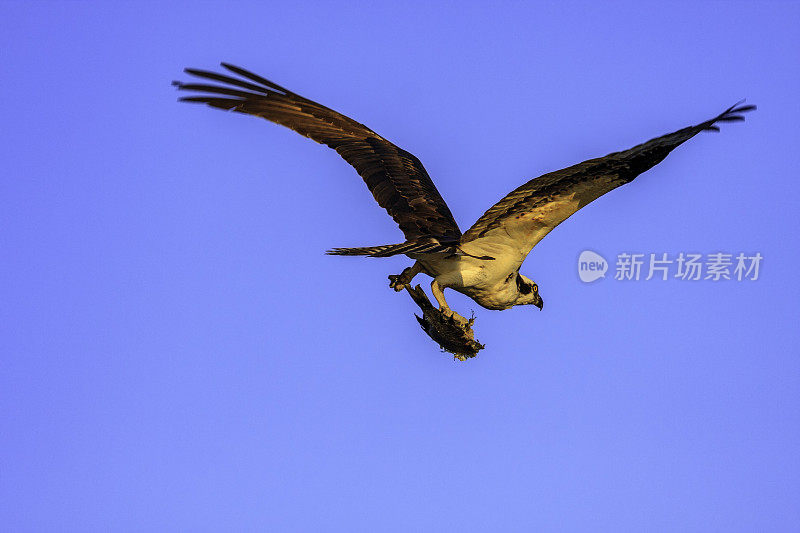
[460,102,755,265]
[173,63,462,247]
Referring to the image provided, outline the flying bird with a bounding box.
[173,63,754,323]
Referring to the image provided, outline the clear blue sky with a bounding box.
[2,1,798,531]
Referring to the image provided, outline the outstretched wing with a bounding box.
[173,63,461,244]
[460,102,755,264]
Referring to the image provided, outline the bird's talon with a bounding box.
[389,273,411,292]
[440,307,468,326]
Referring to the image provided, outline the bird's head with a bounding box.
[515,273,544,310]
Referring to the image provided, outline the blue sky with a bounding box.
[1,1,799,531]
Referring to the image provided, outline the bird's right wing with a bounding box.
[173,63,462,249]
[460,102,755,267]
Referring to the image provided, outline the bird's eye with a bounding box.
[533,284,538,293]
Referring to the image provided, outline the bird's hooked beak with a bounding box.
[534,293,544,311]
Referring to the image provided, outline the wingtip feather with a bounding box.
[734,104,757,113]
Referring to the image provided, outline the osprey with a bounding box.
[174,63,754,323]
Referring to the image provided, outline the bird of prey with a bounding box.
[173,63,754,323]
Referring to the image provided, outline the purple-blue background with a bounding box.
[2,1,798,530]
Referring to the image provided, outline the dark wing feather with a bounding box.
[173,63,461,244]
[460,102,755,259]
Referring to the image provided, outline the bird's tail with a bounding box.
[326,240,455,258]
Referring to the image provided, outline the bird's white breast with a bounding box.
[414,241,523,310]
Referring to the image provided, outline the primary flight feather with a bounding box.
[174,63,754,321]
